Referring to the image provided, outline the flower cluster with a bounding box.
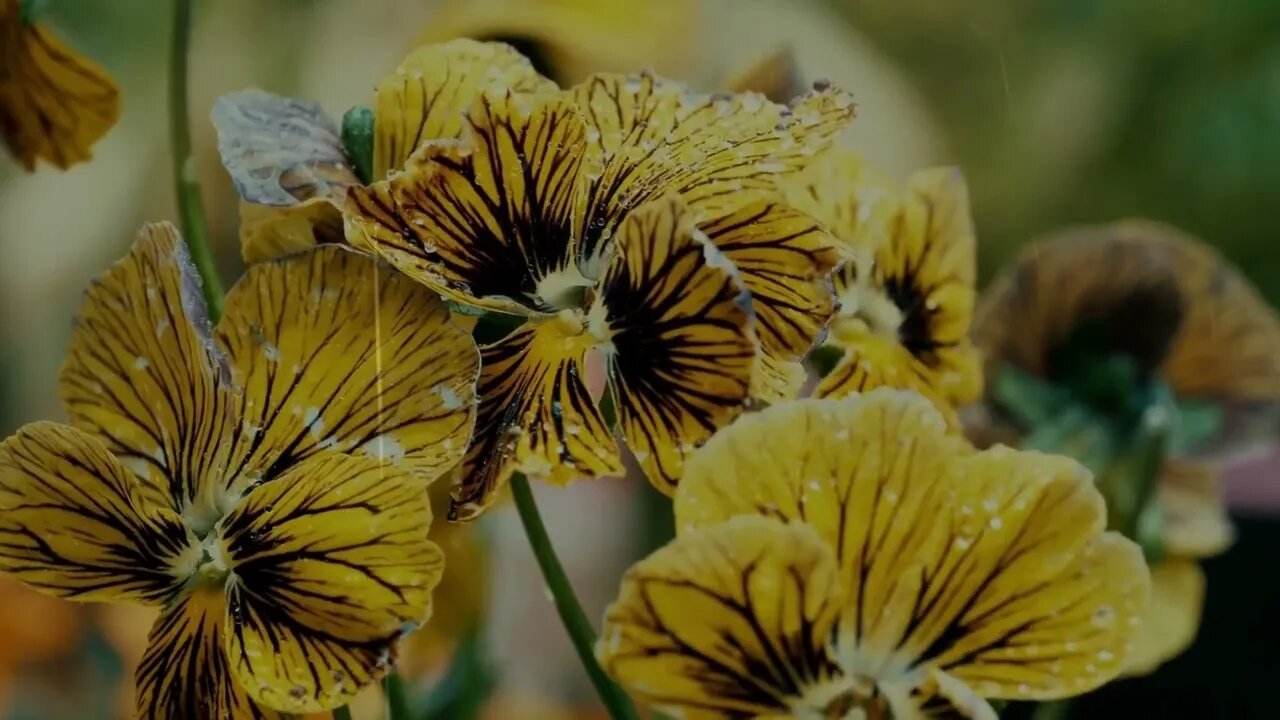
[24,23,1278,718]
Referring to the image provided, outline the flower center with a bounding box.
[794,675,892,720]
[537,266,594,311]
[836,275,904,342]
[192,534,230,587]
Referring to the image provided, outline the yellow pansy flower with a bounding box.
[599,390,1150,718]
[0,223,479,716]
[341,50,852,517]
[788,148,983,422]
[972,220,1279,673]
[213,39,556,263]
[0,0,118,170]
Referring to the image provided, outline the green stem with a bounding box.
[384,672,411,720]
[169,0,224,321]
[332,706,353,720]
[509,473,639,720]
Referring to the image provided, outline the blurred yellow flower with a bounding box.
[0,224,480,716]
[599,390,1150,718]
[339,42,852,517]
[0,0,118,170]
[788,148,983,422]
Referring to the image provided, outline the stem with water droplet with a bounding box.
[169,0,224,321]
[509,472,638,720]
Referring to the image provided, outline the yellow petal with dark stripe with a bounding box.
[349,90,589,315]
[593,196,756,495]
[449,317,621,522]
[675,391,1149,698]
[0,10,118,170]
[700,198,842,401]
[135,585,279,719]
[815,323,970,425]
[0,422,197,605]
[218,453,441,713]
[215,245,478,492]
[372,39,556,179]
[59,222,233,513]
[598,516,845,719]
[906,449,1148,699]
[572,72,855,270]
[675,392,965,597]
[784,146,898,256]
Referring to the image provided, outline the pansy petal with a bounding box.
[349,89,588,314]
[238,197,347,264]
[913,448,1148,699]
[675,391,966,615]
[573,72,855,270]
[372,39,556,179]
[594,196,756,494]
[210,89,359,263]
[815,323,970,424]
[870,166,981,405]
[216,245,478,491]
[135,585,279,719]
[0,422,197,605]
[599,515,845,719]
[211,89,358,208]
[0,15,118,170]
[59,222,233,513]
[784,146,898,256]
[219,453,441,713]
[1159,461,1234,558]
[449,319,621,522]
[700,198,842,402]
[1123,559,1203,676]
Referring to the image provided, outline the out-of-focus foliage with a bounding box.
[842,0,1280,300]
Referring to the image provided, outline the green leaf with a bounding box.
[807,343,844,378]
[340,105,375,185]
[1169,399,1224,455]
[19,0,50,24]
[991,364,1069,427]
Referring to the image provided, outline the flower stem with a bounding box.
[169,0,224,322]
[384,672,412,719]
[508,473,638,720]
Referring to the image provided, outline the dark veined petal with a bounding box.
[817,165,982,409]
[58,222,234,514]
[215,246,478,493]
[218,453,441,713]
[599,516,846,719]
[135,585,281,719]
[348,89,591,315]
[372,38,556,179]
[814,323,969,426]
[676,392,1149,700]
[210,89,360,263]
[699,198,842,401]
[592,195,756,495]
[449,317,621,522]
[0,9,118,170]
[572,71,855,271]
[0,422,198,605]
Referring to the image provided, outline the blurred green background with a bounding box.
[0,0,1277,718]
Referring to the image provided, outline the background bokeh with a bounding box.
[1,0,1277,717]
